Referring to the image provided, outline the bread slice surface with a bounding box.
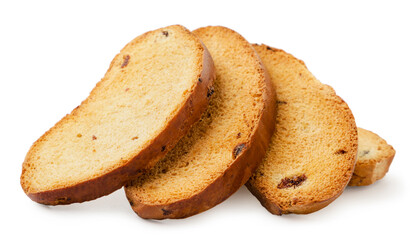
[124,26,276,219]
[21,25,215,204]
[246,44,358,215]
[348,127,395,186]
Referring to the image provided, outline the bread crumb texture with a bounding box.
[248,45,357,214]
[126,26,267,206]
[21,25,205,194]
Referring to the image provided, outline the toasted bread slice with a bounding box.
[20,25,215,205]
[348,127,395,186]
[124,26,276,219]
[246,44,358,215]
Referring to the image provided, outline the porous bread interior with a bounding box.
[126,26,266,205]
[250,45,357,211]
[357,127,395,163]
[21,25,204,193]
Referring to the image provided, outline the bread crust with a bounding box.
[246,179,344,215]
[348,128,395,186]
[125,26,276,219]
[21,25,215,205]
[246,44,358,215]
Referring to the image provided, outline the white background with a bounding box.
[1,1,414,239]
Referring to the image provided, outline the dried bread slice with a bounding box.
[349,127,395,186]
[20,25,215,205]
[246,44,358,215]
[124,26,276,219]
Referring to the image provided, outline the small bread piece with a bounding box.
[348,128,395,186]
[125,26,276,219]
[20,25,215,205]
[246,44,358,215]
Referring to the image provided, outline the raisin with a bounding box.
[161,145,166,152]
[232,143,246,159]
[92,135,97,140]
[121,55,130,68]
[207,86,215,98]
[162,31,169,37]
[277,100,288,105]
[162,208,172,215]
[335,149,347,154]
[198,77,202,83]
[277,174,307,189]
[360,150,370,157]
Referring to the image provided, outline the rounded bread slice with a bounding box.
[348,127,395,186]
[20,25,215,205]
[124,26,276,219]
[246,44,358,215]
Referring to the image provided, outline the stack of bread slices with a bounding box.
[20,25,395,219]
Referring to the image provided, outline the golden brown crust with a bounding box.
[246,130,351,215]
[348,128,395,186]
[247,180,344,215]
[348,154,394,186]
[246,44,358,215]
[21,26,215,205]
[125,26,276,219]
[245,180,283,215]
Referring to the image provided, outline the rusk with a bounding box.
[246,44,358,215]
[125,26,276,219]
[21,25,215,205]
[349,128,395,186]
